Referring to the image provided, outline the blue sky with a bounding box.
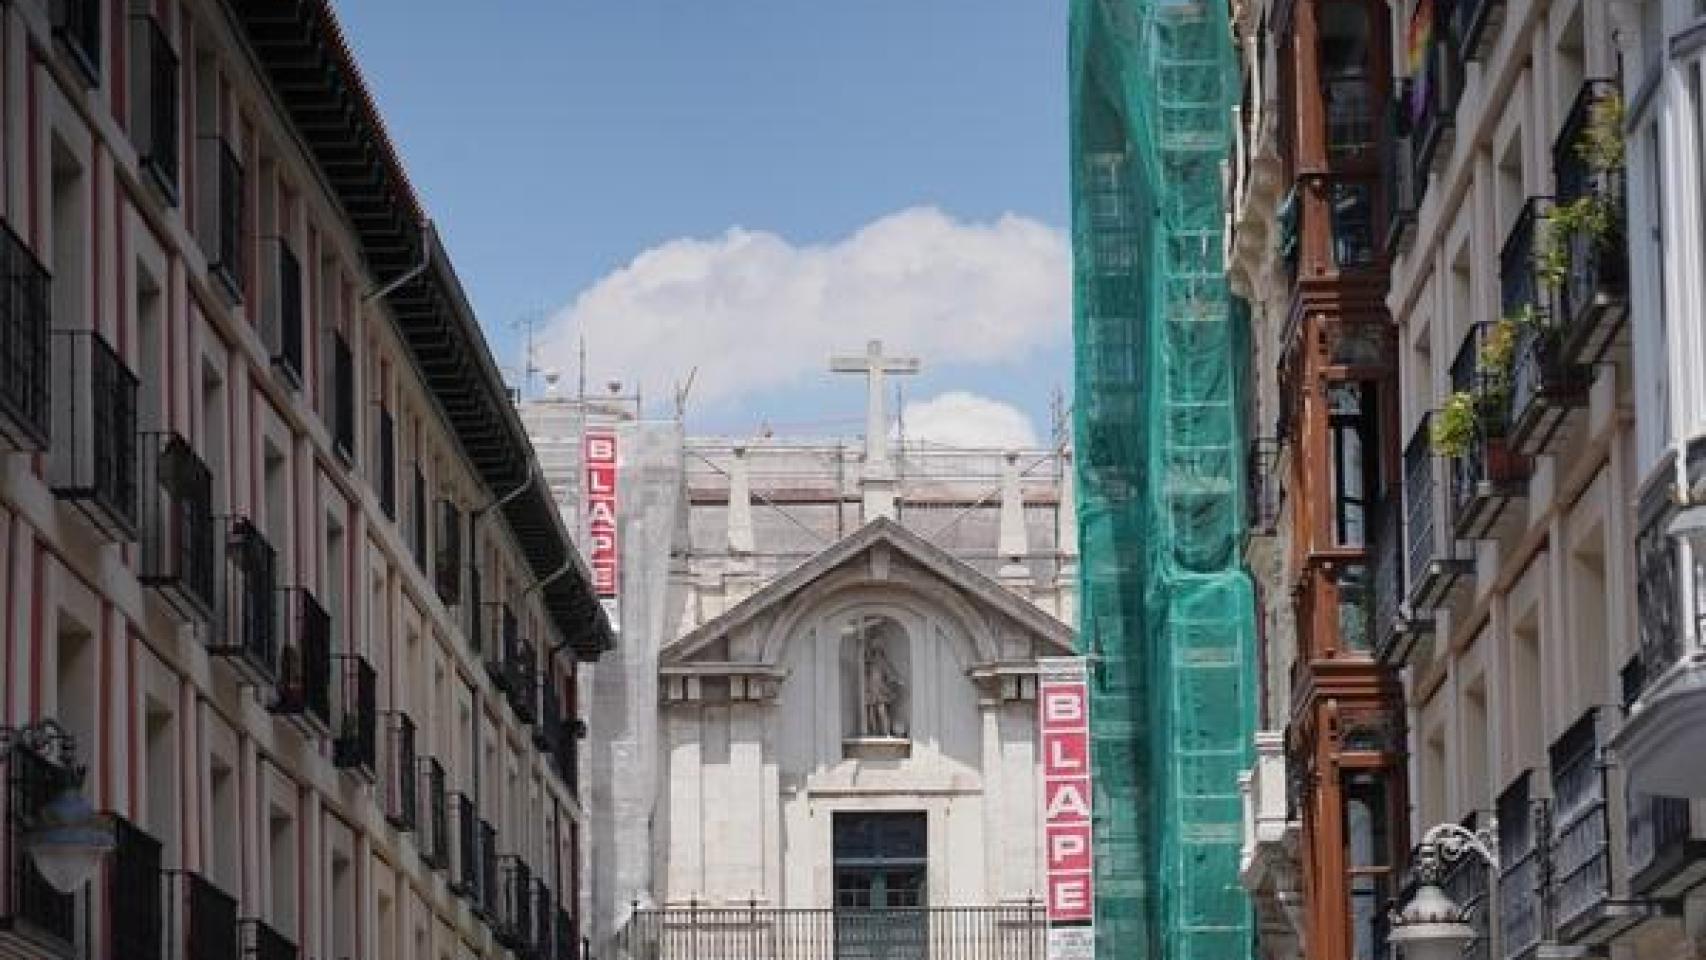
[334,1,1070,443]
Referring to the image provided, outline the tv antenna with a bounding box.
[510,308,547,399]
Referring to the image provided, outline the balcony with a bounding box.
[209,518,279,685]
[1403,416,1472,612]
[1447,325,1529,540]
[486,604,520,690]
[129,14,179,202]
[479,819,499,920]
[51,0,102,86]
[333,655,378,778]
[436,499,463,605]
[1440,811,1491,960]
[109,816,164,960]
[617,904,1048,960]
[507,635,540,725]
[1383,97,1418,257]
[1549,707,1652,942]
[139,433,216,622]
[1553,80,1628,366]
[496,857,534,950]
[419,758,450,871]
[0,221,51,451]
[1411,29,1465,182]
[198,138,244,302]
[1246,437,1282,538]
[1371,502,1417,665]
[167,870,238,960]
[1614,465,1706,799]
[1450,0,1505,63]
[450,792,479,900]
[268,588,332,737]
[1496,771,1542,960]
[1501,201,1589,456]
[381,712,418,832]
[242,917,298,960]
[49,329,139,541]
[1626,787,1706,897]
[3,747,76,949]
[269,241,303,387]
[378,406,396,519]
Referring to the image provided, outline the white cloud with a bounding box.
[538,207,1068,409]
[900,391,1039,450]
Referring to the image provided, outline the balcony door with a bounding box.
[833,811,927,960]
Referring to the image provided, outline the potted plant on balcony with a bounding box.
[1431,391,1478,457]
[1538,93,1626,296]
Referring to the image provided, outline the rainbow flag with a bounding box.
[1408,0,1434,124]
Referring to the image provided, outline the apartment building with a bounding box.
[0,1,611,958]
[1232,0,1706,946]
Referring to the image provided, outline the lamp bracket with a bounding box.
[0,719,83,778]
[1416,820,1500,882]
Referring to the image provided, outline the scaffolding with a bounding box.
[1070,0,1255,957]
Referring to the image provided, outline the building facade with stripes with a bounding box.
[0,1,612,958]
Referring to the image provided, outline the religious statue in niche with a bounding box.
[842,616,909,740]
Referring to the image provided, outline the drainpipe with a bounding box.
[363,220,435,302]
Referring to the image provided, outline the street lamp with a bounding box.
[1,720,116,893]
[1388,820,1499,960]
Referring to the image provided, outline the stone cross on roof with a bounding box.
[830,339,920,477]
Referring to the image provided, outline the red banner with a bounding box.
[584,429,618,598]
[1039,657,1094,955]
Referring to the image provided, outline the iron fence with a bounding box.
[617,903,1047,960]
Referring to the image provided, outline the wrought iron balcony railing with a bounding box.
[537,672,564,754]
[1411,29,1465,182]
[5,747,75,945]
[130,14,179,202]
[1440,811,1491,960]
[333,655,378,777]
[0,220,51,451]
[50,328,140,541]
[1370,501,1411,665]
[139,432,216,622]
[1447,325,1529,539]
[1550,707,1648,943]
[1450,0,1504,62]
[269,587,332,736]
[1383,94,1418,257]
[508,635,539,725]
[450,792,479,900]
[1403,415,1471,612]
[468,566,484,656]
[419,758,450,871]
[1553,80,1628,364]
[210,517,279,685]
[1634,477,1686,695]
[1626,787,1706,897]
[479,819,500,921]
[411,465,428,572]
[1506,324,1588,456]
[1246,437,1282,537]
[242,916,298,960]
[486,604,520,690]
[381,712,418,831]
[199,138,245,302]
[1497,770,1544,960]
[618,903,1049,960]
[168,870,238,960]
[110,815,164,960]
[496,857,534,949]
[270,241,303,387]
[51,0,102,85]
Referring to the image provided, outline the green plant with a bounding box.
[1431,391,1479,457]
[1536,92,1626,289]
[1577,92,1625,175]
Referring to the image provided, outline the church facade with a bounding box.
[518,343,1079,956]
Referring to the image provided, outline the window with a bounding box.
[331,330,355,460]
[1344,772,1394,960]
[129,14,179,201]
[1331,183,1376,267]
[1320,3,1373,155]
[1329,382,1377,546]
[378,406,396,519]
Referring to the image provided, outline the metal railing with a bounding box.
[243,916,298,960]
[1411,28,1465,180]
[1554,80,1628,356]
[450,792,479,899]
[333,655,378,776]
[618,903,1048,960]
[382,712,418,831]
[211,517,279,684]
[496,857,534,949]
[509,635,539,724]
[110,815,164,960]
[378,407,396,519]
[1450,0,1504,62]
[132,15,179,198]
[1370,502,1405,662]
[1246,437,1282,536]
[1440,812,1491,960]
[436,499,462,604]
[479,819,499,919]
[6,747,75,944]
[1496,771,1545,960]
[0,219,50,451]
[1635,481,1683,688]
[1549,708,1613,939]
[50,328,140,540]
[269,587,332,734]
[1382,94,1417,256]
[166,870,238,960]
[486,604,519,688]
[1626,791,1692,893]
[139,432,216,622]
[200,138,244,300]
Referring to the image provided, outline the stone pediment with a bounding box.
[660,518,1076,674]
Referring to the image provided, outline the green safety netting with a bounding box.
[1069,0,1256,957]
